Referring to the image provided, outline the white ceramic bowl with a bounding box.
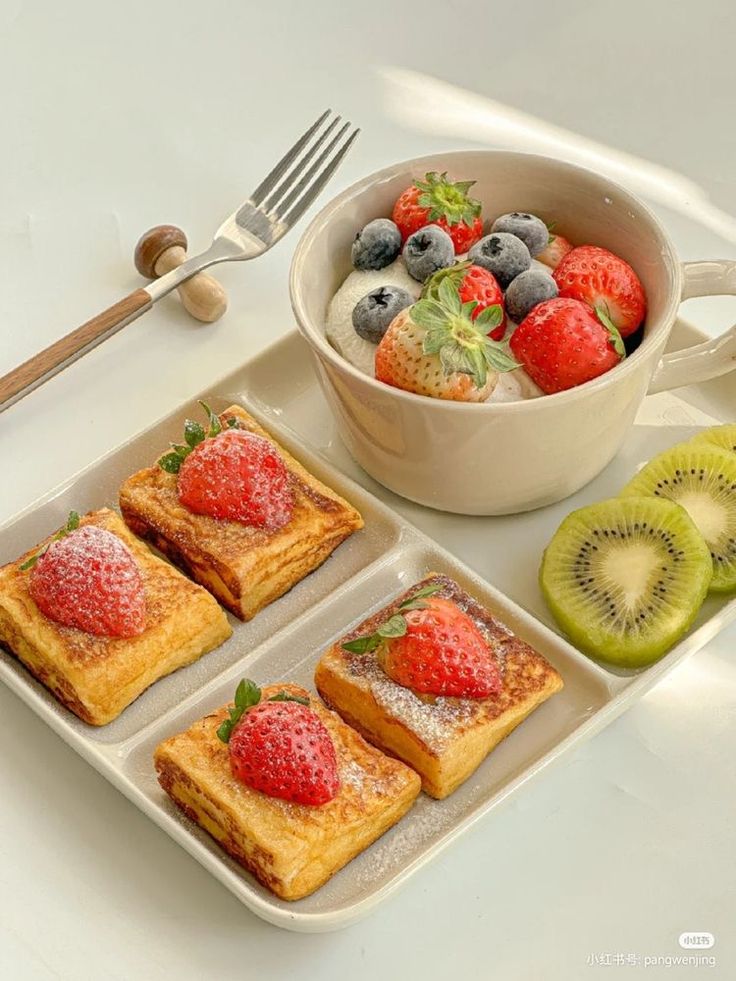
[290,151,736,515]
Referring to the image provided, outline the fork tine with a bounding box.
[277,126,360,229]
[261,115,342,214]
[249,109,333,207]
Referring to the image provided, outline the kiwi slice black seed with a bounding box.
[540,496,712,668]
[621,444,736,592]
[687,423,736,456]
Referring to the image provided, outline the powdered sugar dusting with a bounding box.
[29,525,146,637]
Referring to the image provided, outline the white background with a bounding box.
[1,1,734,978]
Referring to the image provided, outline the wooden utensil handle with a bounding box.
[0,287,152,411]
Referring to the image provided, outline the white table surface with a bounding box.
[1,1,734,978]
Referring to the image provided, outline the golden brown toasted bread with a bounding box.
[315,574,564,799]
[154,683,421,901]
[119,405,363,620]
[0,509,232,726]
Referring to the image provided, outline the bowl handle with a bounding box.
[647,260,736,394]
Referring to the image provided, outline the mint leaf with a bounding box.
[595,305,626,359]
[184,419,206,448]
[65,511,81,533]
[377,615,408,639]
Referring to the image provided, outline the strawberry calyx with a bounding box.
[414,172,482,229]
[216,678,308,744]
[410,277,517,388]
[421,260,473,300]
[159,401,241,475]
[20,510,81,571]
[594,303,626,358]
[341,583,444,654]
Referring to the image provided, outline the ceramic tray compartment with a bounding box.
[0,320,733,931]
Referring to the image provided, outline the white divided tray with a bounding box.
[0,320,734,932]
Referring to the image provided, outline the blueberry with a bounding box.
[468,233,531,288]
[402,225,454,282]
[351,218,402,271]
[505,268,558,323]
[352,286,414,343]
[491,213,549,257]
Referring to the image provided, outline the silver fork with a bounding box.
[0,110,359,413]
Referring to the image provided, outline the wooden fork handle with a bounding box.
[0,287,152,412]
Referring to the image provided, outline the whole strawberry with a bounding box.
[343,584,502,699]
[509,297,625,394]
[159,402,293,529]
[553,245,646,337]
[536,233,573,270]
[26,515,146,637]
[217,679,339,806]
[375,277,516,402]
[423,262,507,340]
[392,172,483,253]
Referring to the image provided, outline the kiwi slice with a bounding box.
[687,423,736,456]
[540,497,712,668]
[621,444,736,592]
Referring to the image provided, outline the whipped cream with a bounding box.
[325,258,544,401]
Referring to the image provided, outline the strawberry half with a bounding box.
[423,262,507,340]
[159,401,293,529]
[218,679,339,806]
[27,519,146,638]
[375,277,517,402]
[553,245,646,337]
[342,584,502,699]
[509,297,624,394]
[536,233,573,271]
[392,172,483,253]
[177,429,293,529]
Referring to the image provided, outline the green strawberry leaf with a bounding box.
[483,340,520,372]
[413,172,481,226]
[217,678,262,743]
[410,298,451,333]
[377,615,408,639]
[399,583,443,608]
[595,305,626,359]
[184,419,207,448]
[159,402,235,474]
[234,678,261,710]
[158,451,184,474]
[421,262,471,301]
[342,634,382,654]
[475,304,503,330]
[438,276,462,315]
[268,692,310,705]
[20,510,82,571]
[199,400,223,438]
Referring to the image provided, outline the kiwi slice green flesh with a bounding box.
[540,497,712,668]
[621,445,736,592]
[687,423,736,456]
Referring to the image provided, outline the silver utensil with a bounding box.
[0,110,359,413]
